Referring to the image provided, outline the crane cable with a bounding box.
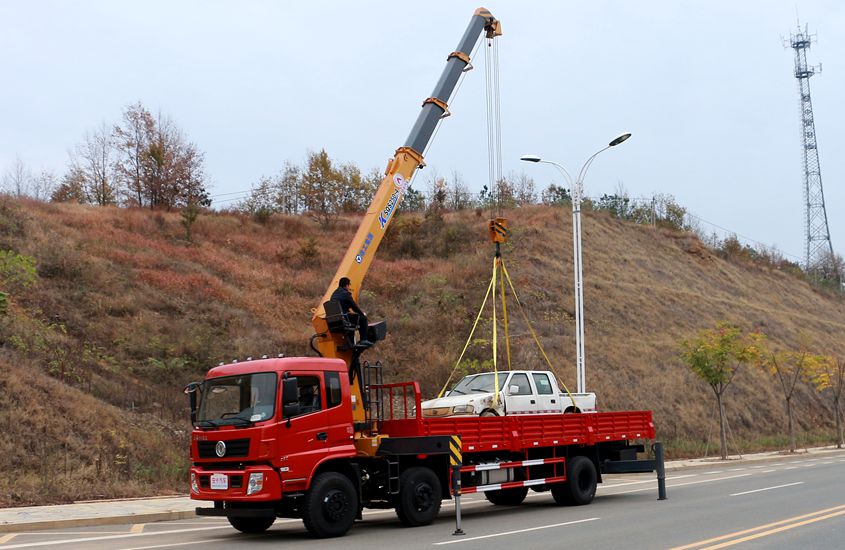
[484,33,503,217]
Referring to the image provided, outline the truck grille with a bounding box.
[197,438,250,458]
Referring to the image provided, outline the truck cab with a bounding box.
[420,370,597,417]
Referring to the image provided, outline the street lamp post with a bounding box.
[520,132,631,394]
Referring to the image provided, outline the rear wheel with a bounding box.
[485,486,528,506]
[395,466,442,526]
[551,456,597,506]
[302,472,357,538]
[227,515,275,533]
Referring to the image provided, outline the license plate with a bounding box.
[210,473,228,490]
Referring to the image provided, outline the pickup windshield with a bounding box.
[450,372,509,395]
[197,372,277,426]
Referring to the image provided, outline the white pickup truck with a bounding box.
[421,370,597,417]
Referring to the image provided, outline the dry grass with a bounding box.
[0,198,843,505]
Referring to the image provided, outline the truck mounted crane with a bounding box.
[185,8,661,539]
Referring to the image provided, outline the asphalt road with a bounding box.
[3,449,844,550]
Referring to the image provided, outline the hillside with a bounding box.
[0,197,843,506]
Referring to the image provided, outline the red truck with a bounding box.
[185,8,661,539]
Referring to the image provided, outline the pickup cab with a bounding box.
[421,370,597,417]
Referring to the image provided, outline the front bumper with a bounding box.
[190,464,281,502]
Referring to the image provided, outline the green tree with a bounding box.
[808,355,844,449]
[300,149,345,228]
[680,322,763,459]
[758,344,823,453]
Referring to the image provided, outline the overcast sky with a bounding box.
[2,1,843,262]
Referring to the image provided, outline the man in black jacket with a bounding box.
[330,277,372,346]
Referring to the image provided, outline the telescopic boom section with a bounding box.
[312,8,501,360]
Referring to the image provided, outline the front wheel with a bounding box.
[551,456,597,506]
[395,466,442,526]
[302,472,357,538]
[227,515,275,533]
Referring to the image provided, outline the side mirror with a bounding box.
[282,377,298,405]
[282,377,299,427]
[509,385,520,395]
[184,381,201,425]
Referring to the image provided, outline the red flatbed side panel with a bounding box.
[380,411,654,453]
[589,411,655,444]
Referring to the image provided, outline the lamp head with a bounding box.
[520,154,542,163]
[608,132,632,147]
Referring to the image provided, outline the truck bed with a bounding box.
[375,382,654,453]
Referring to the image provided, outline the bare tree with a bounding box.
[30,170,58,201]
[2,156,32,197]
[69,123,117,205]
[114,102,155,207]
[447,170,472,210]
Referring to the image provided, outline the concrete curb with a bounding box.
[0,510,197,533]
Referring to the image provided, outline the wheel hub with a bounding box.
[323,489,350,520]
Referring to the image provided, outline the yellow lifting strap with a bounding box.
[437,274,495,398]
[491,256,499,406]
[500,260,578,410]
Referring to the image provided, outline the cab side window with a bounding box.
[326,372,342,408]
[510,373,532,395]
[296,376,322,415]
[532,373,554,395]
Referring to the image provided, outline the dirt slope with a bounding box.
[0,198,841,505]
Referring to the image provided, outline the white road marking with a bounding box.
[703,470,724,474]
[601,473,753,496]
[432,517,600,545]
[730,481,804,497]
[599,474,695,489]
[783,466,798,470]
[118,539,230,550]
[762,469,777,473]
[749,465,765,469]
[728,468,744,472]
[0,526,231,549]
[821,461,834,465]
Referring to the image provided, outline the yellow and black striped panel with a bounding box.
[449,435,462,466]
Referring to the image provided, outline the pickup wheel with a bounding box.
[551,456,597,506]
[485,486,528,506]
[395,466,442,526]
[227,516,275,533]
[480,410,498,417]
[302,472,357,538]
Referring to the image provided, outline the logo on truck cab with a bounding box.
[377,174,410,229]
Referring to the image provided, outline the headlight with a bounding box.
[451,404,475,414]
[190,473,199,494]
[423,407,451,417]
[247,472,264,495]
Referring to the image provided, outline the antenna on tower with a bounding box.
[784,21,837,282]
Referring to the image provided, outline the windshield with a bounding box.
[197,372,277,427]
[450,372,509,395]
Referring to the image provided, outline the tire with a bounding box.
[563,407,581,414]
[480,410,498,417]
[227,515,275,533]
[302,472,357,538]
[395,466,442,526]
[485,486,528,506]
[551,456,597,506]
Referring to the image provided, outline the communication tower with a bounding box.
[785,23,835,272]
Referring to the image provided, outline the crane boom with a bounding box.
[312,8,501,365]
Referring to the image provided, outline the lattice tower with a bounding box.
[786,23,834,271]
